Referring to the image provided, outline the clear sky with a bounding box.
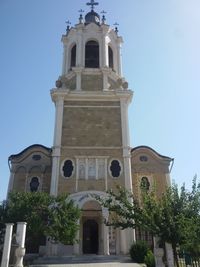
[0,0,200,201]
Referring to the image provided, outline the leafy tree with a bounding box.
[1,192,80,252]
[45,194,80,245]
[98,178,200,267]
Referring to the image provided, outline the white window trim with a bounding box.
[27,176,42,192]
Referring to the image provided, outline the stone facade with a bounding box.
[7,1,173,257]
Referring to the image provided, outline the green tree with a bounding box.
[98,178,200,267]
[1,192,80,252]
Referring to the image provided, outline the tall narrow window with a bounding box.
[30,177,39,192]
[70,45,76,68]
[85,40,99,68]
[140,177,150,192]
[108,46,113,69]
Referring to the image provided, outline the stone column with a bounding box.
[153,237,165,267]
[103,224,109,255]
[120,98,132,191]
[116,41,122,76]
[62,43,68,75]
[74,67,82,91]
[1,223,14,267]
[50,96,64,196]
[16,222,26,248]
[15,222,27,267]
[120,229,128,254]
[73,220,80,255]
[165,243,174,267]
[102,208,109,255]
[102,67,109,90]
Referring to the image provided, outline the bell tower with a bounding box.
[50,1,135,254]
[50,1,133,199]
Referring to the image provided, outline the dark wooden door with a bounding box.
[83,219,98,254]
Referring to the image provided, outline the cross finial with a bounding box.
[65,20,71,34]
[79,9,84,14]
[86,0,99,11]
[78,9,84,24]
[101,10,107,24]
[114,22,119,34]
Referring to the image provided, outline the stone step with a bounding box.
[30,255,141,267]
[30,264,141,267]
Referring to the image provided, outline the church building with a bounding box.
[7,0,173,256]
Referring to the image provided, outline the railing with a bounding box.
[177,252,200,267]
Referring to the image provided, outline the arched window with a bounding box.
[140,177,150,192]
[30,177,40,192]
[108,46,114,69]
[70,45,76,68]
[85,40,99,68]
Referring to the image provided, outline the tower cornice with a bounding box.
[50,88,133,103]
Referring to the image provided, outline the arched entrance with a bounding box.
[83,219,99,254]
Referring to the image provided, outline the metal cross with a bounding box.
[101,10,107,15]
[114,22,119,34]
[78,9,84,14]
[65,20,71,26]
[65,20,71,34]
[101,10,107,24]
[86,0,99,11]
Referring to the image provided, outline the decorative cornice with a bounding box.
[9,144,52,161]
[131,145,173,161]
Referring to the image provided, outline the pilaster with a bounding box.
[50,95,64,196]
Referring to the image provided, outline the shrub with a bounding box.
[144,250,155,267]
[129,241,149,263]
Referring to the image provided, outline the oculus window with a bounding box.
[110,160,121,178]
[62,159,74,178]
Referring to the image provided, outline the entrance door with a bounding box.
[83,219,99,254]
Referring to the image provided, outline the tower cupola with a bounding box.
[85,10,100,25]
[56,0,128,92]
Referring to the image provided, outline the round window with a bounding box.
[62,159,74,178]
[110,160,121,178]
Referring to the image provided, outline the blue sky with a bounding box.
[0,0,200,201]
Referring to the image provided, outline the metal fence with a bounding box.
[177,252,200,267]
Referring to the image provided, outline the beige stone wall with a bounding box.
[61,106,122,147]
[13,167,26,192]
[61,75,76,90]
[131,148,171,201]
[81,74,103,91]
[10,148,52,194]
[58,149,124,194]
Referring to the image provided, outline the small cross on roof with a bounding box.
[86,0,99,11]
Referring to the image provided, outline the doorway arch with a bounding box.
[83,219,99,254]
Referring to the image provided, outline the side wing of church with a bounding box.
[7,1,173,256]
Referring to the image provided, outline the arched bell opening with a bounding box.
[70,44,77,68]
[108,46,114,69]
[85,40,99,68]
